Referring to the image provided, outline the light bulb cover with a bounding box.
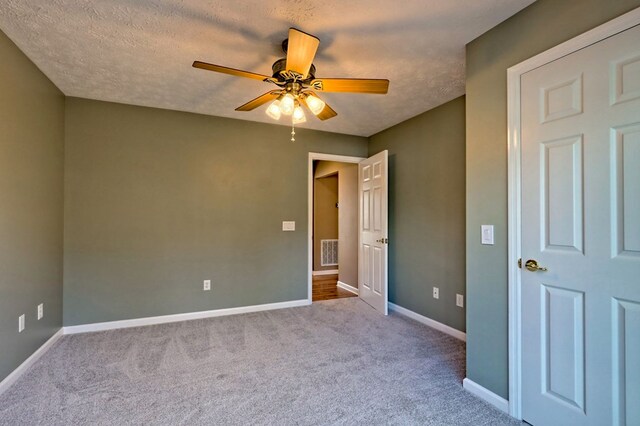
[265,100,281,120]
[280,94,295,116]
[305,94,325,115]
[292,105,306,124]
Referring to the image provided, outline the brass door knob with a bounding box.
[525,259,548,272]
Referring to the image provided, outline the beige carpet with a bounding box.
[0,298,519,425]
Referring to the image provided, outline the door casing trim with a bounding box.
[308,153,365,304]
[506,7,640,420]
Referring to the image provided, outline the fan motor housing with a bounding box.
[271,58,316,81]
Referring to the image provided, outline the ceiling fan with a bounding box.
[193,28,389,139]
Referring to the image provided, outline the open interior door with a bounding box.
[358,150,388,314]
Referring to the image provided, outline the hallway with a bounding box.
[312,274,357,302]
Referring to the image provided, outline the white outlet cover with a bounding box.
[37,303,43,320]
[456,294,464,308]
[203,280,211,291]
[282,221,295,231]
[18,314,25,332]
[481,225,494,245]
[433,287,439,299]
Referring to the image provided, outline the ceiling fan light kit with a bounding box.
[304,93,325,115]
[193,28,389,141]
[292,104,307,124]
[279,93,295,116]
[265,99,282,120]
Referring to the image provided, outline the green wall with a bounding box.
[465,0,640,399]
[369,96,466,332]
[63,98,367,326]
[0,30,65,382]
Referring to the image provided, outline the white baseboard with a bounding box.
[0,328,63,396]
[337,281,358,295]
[388,302,466,341]
[463,378,509,414]
[312,269,339,276]
[63,299,311,334]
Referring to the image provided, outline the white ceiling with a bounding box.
[0,0,535,137]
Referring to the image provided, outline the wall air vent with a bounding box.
[321,239,338,266]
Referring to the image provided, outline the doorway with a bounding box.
[307,153,364,305]
[311,159,359,302]
[307,151,389,314]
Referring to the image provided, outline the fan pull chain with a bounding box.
[291,123,296,142]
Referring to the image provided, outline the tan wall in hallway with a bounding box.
[314,161,359,288]
[313,174,338,271]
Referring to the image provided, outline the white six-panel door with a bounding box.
[520,24,640,425]
[358,150,388,315]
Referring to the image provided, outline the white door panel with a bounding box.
[521,24,640,425]
[359,150,388,314]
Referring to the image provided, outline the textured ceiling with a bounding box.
[0,0,535,136]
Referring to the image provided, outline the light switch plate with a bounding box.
[203,280,211,291]
[282,221,295,231]
[18,314,25,333]
[456,294,464,308]
[37,303,43,320]
[433,287,439,299]
[481,225,494,245]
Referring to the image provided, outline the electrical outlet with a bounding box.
[456,294,464,308]
[203,280,211,291]
[433,287,439,299]
[37,303,44,320]
[18,314,25,333]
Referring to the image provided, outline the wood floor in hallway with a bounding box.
[312,274,358,302]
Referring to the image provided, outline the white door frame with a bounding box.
[308,152,366,304]
[506,7,640,420]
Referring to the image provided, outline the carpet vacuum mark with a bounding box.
[0,298,519,425]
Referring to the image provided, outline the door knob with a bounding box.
[524,259,548,272]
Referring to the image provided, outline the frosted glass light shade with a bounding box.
[305,94,325,115]
[266,100,281,120]
[280,94,295,115]
[292,105,306,124]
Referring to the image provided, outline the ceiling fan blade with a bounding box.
[286,28,320,79]
[193,61,271,82]
[309,78,389,94]
[235,91,280,111]
[316,102,337,121]
[301,92,337,121]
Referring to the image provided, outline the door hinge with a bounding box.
[517,258,522,269]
